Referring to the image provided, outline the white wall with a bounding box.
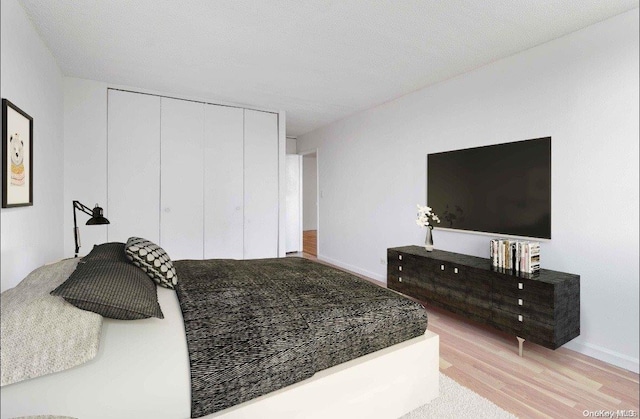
[298,10,639,373]
[286,137,297,154]
[0,0,64,291]
[303,154,318,231]
[63,78,109,258]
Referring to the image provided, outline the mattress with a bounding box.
[174,257,429,417]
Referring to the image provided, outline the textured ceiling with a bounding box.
[18,0,639,136]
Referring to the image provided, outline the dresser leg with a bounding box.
[517,336,525,357]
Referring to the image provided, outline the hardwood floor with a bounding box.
[430,306,639,418]
[303,230,317,256]
[289,252,640,418]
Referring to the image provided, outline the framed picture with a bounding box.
[2,99,33,208]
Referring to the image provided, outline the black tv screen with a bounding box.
[427,137,551,239]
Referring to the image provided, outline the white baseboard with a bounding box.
[564,341,639,374]
[317,254,386,284]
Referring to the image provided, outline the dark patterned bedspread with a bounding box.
[174,257,428,418]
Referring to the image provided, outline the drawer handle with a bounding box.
[518,298,523,306]
[518,315,523,322]
[398,266,402,271]
[441,264,445,271]
[518,282,524,290]
[454,267,459,274]
[399,255,403,260]
[399,277,402,282]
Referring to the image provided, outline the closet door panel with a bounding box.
[160,98,204,260]
[204,105,244,259]
[107,90,161,243]
[244,110,279,259]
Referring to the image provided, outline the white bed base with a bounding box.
[212,330,439,419]
[1,288,439,419]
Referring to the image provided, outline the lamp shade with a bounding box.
[86,205,110,225]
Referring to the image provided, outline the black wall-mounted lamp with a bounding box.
[73,201,110,257]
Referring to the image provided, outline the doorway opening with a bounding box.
[302,151,318,257]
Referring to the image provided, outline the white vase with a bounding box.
[424,226,434,251]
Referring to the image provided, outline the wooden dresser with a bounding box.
[387,246,580,351]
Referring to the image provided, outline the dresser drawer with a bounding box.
[430,259,466,279]
[466,267,493,299]
[464,297,492,321]
[388,251,436,291]
[492,293,554,324]
[493,277,554,307]
[493,301,556,327]
[388,275,440,303]
[430,259,466,291]
[491,309,555,347]
[387,274,408,295]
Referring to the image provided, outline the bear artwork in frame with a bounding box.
[2,99,33,208]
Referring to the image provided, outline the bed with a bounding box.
[1,249,439,419]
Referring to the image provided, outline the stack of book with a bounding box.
[490,239,540,273]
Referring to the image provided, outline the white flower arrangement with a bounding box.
[416,205,440,229]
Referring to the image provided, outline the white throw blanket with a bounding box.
[1,259,103,386]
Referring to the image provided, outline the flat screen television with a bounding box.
[427,137,551,239]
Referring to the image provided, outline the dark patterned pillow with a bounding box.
[125,237,178,289]
[82,242,128,263]
[51,260,164,320]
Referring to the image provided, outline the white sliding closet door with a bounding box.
[160,98,204,260]
[244,110,279,259]
[204,105,244,259]
[107,90,161,243]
